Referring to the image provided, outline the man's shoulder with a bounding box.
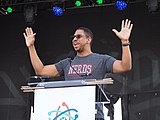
[92,53,111,58]
[55,58,70,64]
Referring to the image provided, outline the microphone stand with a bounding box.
[68,57,112,119]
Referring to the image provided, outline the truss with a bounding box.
[0,0,158,14]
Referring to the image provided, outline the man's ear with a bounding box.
[87,37,92,44]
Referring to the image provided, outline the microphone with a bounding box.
[67,50,76,61]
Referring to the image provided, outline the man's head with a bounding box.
[77,27,93,40]
[72,27,93,53]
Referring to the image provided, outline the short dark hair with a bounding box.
[77,27,93,40]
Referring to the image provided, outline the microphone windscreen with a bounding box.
[68,50,76,60]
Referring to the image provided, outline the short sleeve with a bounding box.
[55,58,69,76]
[103,55,116,73]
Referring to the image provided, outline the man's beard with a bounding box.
[75,47,83,53]
[74,44,86,53]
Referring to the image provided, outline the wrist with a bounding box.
[122,42,131,46]
[121,39,129,43]
[121,39,130,46]
[28,45,35,49]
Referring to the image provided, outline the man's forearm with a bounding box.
[28,45,44,75]
[121,45,132,71]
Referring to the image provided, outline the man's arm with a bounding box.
[23,27,59,77]
[112,19,133,73]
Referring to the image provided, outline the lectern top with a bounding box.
[27,78,113,88]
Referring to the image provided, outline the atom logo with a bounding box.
[48,102,79,120]
[60,117,67,120]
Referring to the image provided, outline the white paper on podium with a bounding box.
[34,86,95,120]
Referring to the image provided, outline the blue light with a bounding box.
[116,0,127,10]
[52,6,63,16]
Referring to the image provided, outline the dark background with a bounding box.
[0,1,160,120]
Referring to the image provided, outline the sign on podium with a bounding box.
[34,86,95,120]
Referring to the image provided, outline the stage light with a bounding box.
[24,5,37,25]
[146,0,159,13]
[0,8,8,15]
[0,7,13,15]
[96,0,103,5]
[75,0,82,7]
[7,7,13,13]
[116,0,127,10]
[52,6,63,16]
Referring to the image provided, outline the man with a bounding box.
[23,19,133,119]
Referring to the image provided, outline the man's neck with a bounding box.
[77,50,93,57]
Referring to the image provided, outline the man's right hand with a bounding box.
[23,27,36,47]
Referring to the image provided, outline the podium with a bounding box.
[21,78,113,120]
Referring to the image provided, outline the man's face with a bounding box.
[72,29,89,52]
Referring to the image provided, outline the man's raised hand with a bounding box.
[112,19,133,42]
[23,27,36,47]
